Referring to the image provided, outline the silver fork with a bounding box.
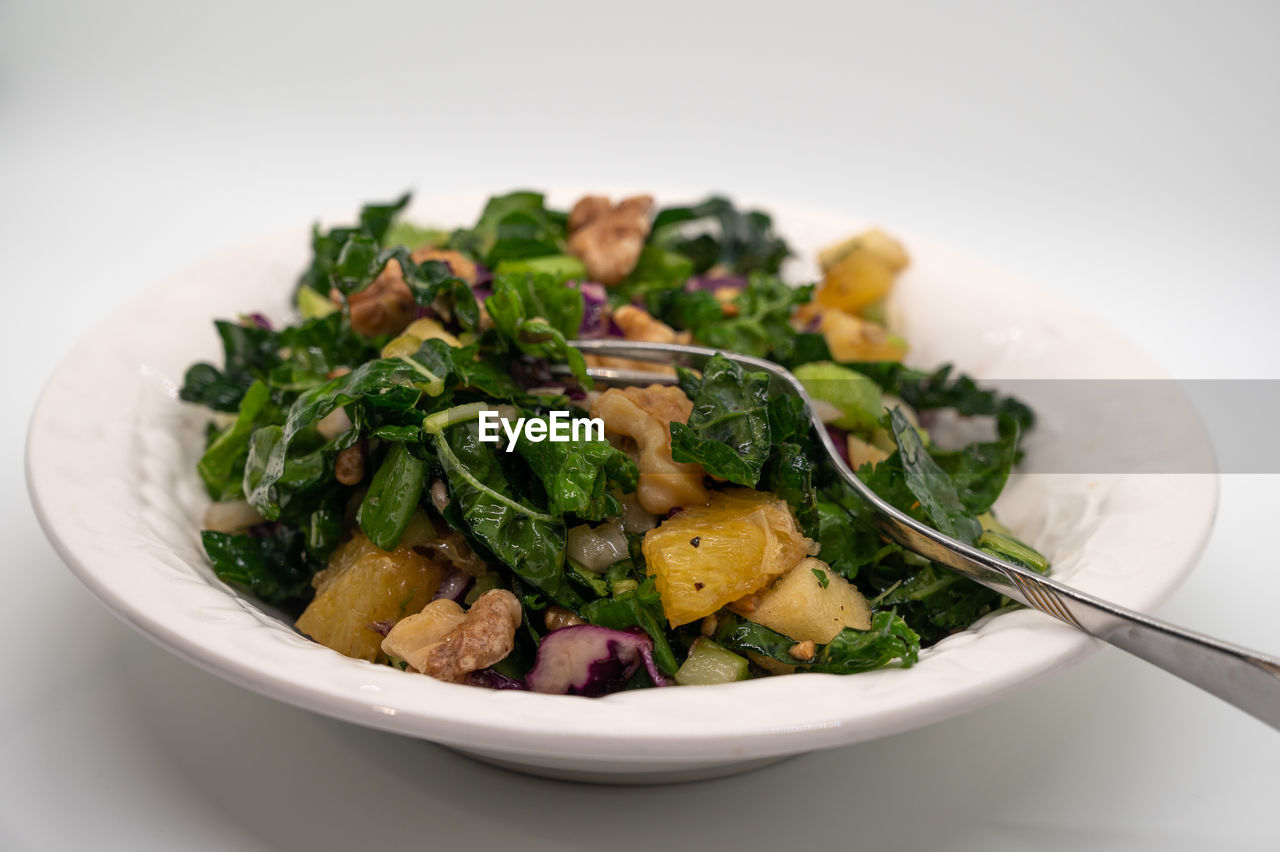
[564,338,1280,729]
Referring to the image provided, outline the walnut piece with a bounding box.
[788,640,817,662]
[613,305,674,342]
[590,385,709,514]
[334,437,367,485]
[584,305,689,376]
[566,194,654,285]
[543,605,586,632]
[344,260,416,338]
[342,245,477,338]
[381,589,522,683]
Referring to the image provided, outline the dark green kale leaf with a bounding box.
[712,614,798,662]
[701,275,813,359]
[514,416,639,521]
[712,612,918,674]
[425,407,583,611]
[495,273,583,339]
[763,442,819,538]
[650,196,791,275]
[298,193,411,296]
[447,191,568,266]
[869,560,1004,645]
[246,355,445,520]
[930,414,1022,515]
[768,393,812,445]
[669,354,772,486]
[197,380,275,501]
[813,491,885,582]
[396,256,480,332]
[180,363,253,412]
[485,274,589,385]
[835,405,984,547]
[654,288,722,336]
[417,338,523,401]
[242,425,331,523]
[267,313,377,393]
[304,489,347,566]
[659,274,812,360]
[771,332,833,370]
[180,320,280,412]
[202,526,316,611]
[809,612,920,673]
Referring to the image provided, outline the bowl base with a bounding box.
[448,746,795,784]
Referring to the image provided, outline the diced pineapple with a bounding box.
[403,317,461,347]
[296,530,451,661]
[817,228,910,275]
[814,229,909,315]
[732,558,871,643]
[815,248,896,314]
[642,488,816,627]
[847,433,890,470]
[818,308,908,362]
[380,317,462,359]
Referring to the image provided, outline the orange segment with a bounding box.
[641,489,815,627]
[296,530,450,661]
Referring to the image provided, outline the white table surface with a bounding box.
[4,1,1279,849]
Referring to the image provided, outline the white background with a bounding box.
[4,1,1279,849]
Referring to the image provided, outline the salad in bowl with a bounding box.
[180,190,1047,697]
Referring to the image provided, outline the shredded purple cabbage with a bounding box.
[431,571,472,604]
[526,625,668,696]
[825,424,851,466]
[577,282,610,339]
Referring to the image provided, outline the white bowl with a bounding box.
[26,192,1217,783]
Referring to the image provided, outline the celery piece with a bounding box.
[297,286,338,319]
[494,255,587,284]
[675,638,749,686]
[978,530,1050,574]
[792,361,884,432]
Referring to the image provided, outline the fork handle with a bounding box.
[883,516,1280,730]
